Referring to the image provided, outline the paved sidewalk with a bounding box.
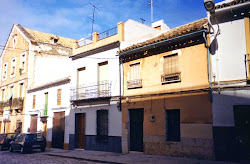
[42,148,238,164]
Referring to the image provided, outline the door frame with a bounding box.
[128,108,144,152]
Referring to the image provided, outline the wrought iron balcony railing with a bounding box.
[98,27,117,40]
[71,80,112,101]
[127,79,142,89]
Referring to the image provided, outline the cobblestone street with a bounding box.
[0,151,100,164]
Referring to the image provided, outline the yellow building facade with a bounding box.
[119,18,214,159]
[0,25,29,133]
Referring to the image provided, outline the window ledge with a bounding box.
[162,80,181,85]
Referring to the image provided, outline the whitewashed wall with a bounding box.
[24,81,72,143]
[70,102,121,137]
[210,18,247,83]
[71,48,120,97]
[33,55,71,87]
[209,15,249,126]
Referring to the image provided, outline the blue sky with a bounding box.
[0,0,224,48]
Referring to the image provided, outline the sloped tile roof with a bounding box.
[15,24,76,48]
[24,28,77,48]
[118,18,208,54]
[215,0,250,9]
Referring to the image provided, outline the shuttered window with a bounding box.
[164,54,179,75]
[32,95,36,109]
[96,110,108,141]
[165,109,180,142]
[98,61,108,82]
[77,67,86,99]
[129,63,141,81]
[57,89,61,105]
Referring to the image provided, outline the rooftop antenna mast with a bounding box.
[89,2,100,38]
[148,0,153,25]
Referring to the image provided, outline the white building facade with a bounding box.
[24,78,71,149]
[70,20,166,152]
[207,0,250,161]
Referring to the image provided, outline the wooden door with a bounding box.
[75,113,85,149]
[30,115,37,132]
[129,109,144,152]
[52,112,65,149]
[42,122,47,139]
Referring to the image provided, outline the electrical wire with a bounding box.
[0,45,118,60]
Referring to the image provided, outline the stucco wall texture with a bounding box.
[0,27,29,133]
[122,93,214,160]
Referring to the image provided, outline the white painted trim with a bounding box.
[18,80,25,84]
[8,84,14,88]
[13,34,17,50]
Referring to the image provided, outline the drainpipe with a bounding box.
[203,32,213,102]
[118,44,122,112]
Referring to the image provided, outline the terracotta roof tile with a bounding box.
[119,18,208,54]
[215,0,250,9]
[23,27,77,48]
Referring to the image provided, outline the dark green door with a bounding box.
[234,105,250,160]
[129,109,144,152]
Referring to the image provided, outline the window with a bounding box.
[162,54,181,83]
[127,62,142,89]
[32,95,36,109]
[96,110,108,141]
[77,67,86,99]
[20,52,26,74]
[1,89,5,101]
[165,109,180,142]
[13,34,17,50]
[19,83,24,98]
[98,62,109,97]
[98,61,108,82]
[10,58,16,78]
[57,89,61,105]
[2,63,7,81]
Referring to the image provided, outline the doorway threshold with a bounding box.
[129,151,143,154]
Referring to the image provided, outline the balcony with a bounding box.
[11,97,24,113]
[71,81,112,102]
[127,79,142,89]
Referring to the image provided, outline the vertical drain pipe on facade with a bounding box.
[203,31,213,102]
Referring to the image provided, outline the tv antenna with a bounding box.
[140,18,145,24]
[88,2,101,38]
[148,0,153,25]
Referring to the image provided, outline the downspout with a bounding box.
[203,32,213,102]
[118,44,122,112]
